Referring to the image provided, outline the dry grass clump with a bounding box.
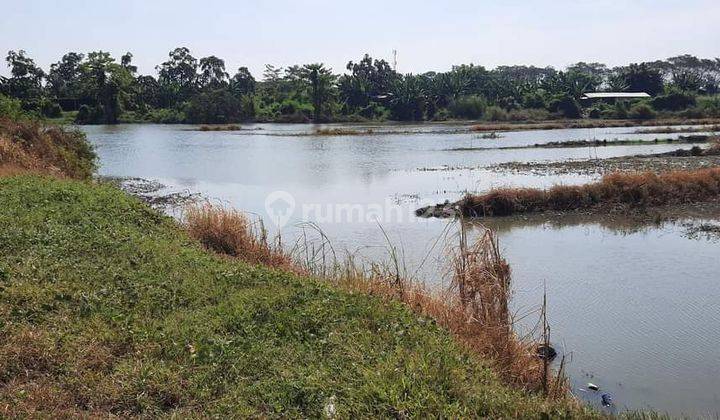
[0,118,96,179]
[462,167,720,217]
[185,204,297,272]
[448,229,545,389]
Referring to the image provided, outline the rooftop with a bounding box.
[582,92,651,99]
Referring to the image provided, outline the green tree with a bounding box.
[198,56,229,88]
[4,50,45,104]
[300,63,336,122]
[76,51,134,124]
[615,63,664,96]
[186,88,252,123]
[157,47,198,101]
[230,67,256,97]
[339,54,399,114]
[388,75,426,121]
[120,52,137,74]
[47,52,84,110]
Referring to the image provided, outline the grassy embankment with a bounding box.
[0,117,594,416]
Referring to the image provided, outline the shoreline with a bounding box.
[0,174,595,417]
[62,116,720,132]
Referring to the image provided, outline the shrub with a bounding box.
[678,107,707,119]
[431,108,451,121]
[40,100,62,118]
[0,95,26,120]
[547,94,582,119]
[522,90,547,109]
[697,95,720,117]
[75,105,104,124]
[509,108,551,121]
[274,99,313,122]
[628,103,657,120]
[484,106,508,121]
[613,101,630,119]
[448,95,487,119]
[354,103,389,121]
[587,103,614,119]
[0,118,96,178]
[651,90,697,111]
[146,107,187,124]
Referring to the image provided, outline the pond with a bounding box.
[83,122,720,417]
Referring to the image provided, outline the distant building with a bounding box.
[581,92,651,104]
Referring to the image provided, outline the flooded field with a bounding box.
[84,122,720,417]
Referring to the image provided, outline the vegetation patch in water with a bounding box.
[445,135,714,152]
[633,125,720,134]
[418,168,720,218]
[683,222,720,241]
[468,118,720,133]
[196,124,243,131]
[313,127,375,136]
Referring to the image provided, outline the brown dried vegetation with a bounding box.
[461,167,720,217]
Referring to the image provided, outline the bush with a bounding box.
[522,90,547,109]
[547,94,582,119]
[628,103,657,120]
[75,105,104,124]
[145,107,187,124]
[0,95,26,120]
[0,118,96,178]
[587,103,614,119]
[448,95,486,119]
[508,108,551,121]
[40,99,62,118]
[651,90,697,111]
[697,96,720,117]
[678,107,707,119]
[484,106,508,121]
[274,99,313,122]
[613,101,630,119]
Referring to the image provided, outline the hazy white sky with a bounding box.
[1,0,718,78]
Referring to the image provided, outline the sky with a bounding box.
[1,0,718,78]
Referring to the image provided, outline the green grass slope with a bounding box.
[0,175,595,418]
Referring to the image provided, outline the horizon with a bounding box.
[2,0,719,79]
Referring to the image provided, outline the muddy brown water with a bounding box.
[83,122,720,417]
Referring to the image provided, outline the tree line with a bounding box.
[1,48,720,124]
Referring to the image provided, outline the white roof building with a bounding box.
[581,92,651,100]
